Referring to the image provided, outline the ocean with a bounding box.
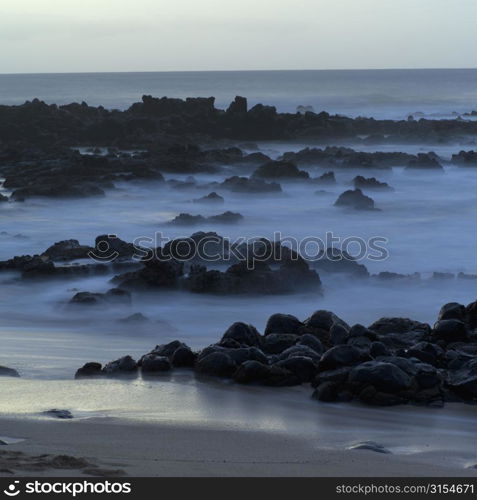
[1,68,477,119]
[1,69,477,445]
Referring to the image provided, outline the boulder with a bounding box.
[334,189,376,210]
[193,192,224,204]
[368,317,430,335]
[102,355,138,375]
[438,302,466,321]
[353,176,393,190]
[141,354,172,373]
[195,352,237,377]
[274,356,317,382]
[318,345,363,371]
[252,160,309,179]
[42,239,93,261]
[297,334,324,354]
[0,365,20,377]
[264,313,303,335]
[348,361,412,392]
[261,334,298,354]
[431,319,468,343]
[74,362,102,378]
[220,322,262,347]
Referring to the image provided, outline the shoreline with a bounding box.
[1,415,477,477]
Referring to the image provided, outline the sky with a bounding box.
[1,0,476,73]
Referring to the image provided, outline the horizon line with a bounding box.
[1,67,477,76]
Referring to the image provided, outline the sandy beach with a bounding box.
[2,373,477,477]
[1,416,477,477]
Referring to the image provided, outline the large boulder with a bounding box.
[438,302,466,322]
[141,354,172,373]
[348,361,413,393]
[75,362,102,378]
[431,320,468,344]
[220,322,262,347]
[334,189,376,210]
[319,345,363,371]
[261,334,298,354]
[0,366,20,377]
[252,160,309,180]
[264,313,303,335]
[368,317,430,335]
[447,358,477,398]
[233,360,299,386]
[42,239,93,261]
[195,352,237,377]
[102,355,138,376]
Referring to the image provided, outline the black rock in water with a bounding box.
[193,192,224,204]
[0,366,20,377]
[334,189,376,210]
[252,160,309,179]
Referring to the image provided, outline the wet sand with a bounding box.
[2,374,477,477]
[1,416,477,477]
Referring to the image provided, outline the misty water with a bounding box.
[1,73,477,460]
[1,140,477,380]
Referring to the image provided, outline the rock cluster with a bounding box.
[73,299,477,407]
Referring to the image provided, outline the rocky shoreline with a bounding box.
[2,301,477,408]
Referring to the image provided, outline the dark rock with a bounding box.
[141,354,172,373]
[465,300,477,329]
[94,234,136,259]
[69,288,131,305]
[313,171,336,185]
[278,344,322,362]
[193,192,224,204]
[353,175,393,190]
[168,213,205,226]
[304,310,350,332]
[334,189,376,210]
[319,345,363,371]
[102,355,138,375]
[404,341,444,366]
[312,381,340,402]
[207,211,243,224]
[252,160,309,179]
[195,352,237,377]
[330,323,350,345]
[406,153,443,170]
[370,341,390,358]
[220,322,262,347]
[368,317,430,335]
[264,313,303,335]
[42,239,93,261]
[348,361,412,392]
[171,346,197,367]
[119,312,149,323]
[0,366,20,377]
[217,176,282,193]
[431,319,468,343]
[114,258,183,289]
[297,334,324,354]
[275,356,317,382]
[233,360,299,386]
[261,334,298,354]
[438,302,466,321]
[43,409,74,419]
[447,358,477,398]
[75,362,103,378]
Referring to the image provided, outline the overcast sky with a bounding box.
[1,0,475,73]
